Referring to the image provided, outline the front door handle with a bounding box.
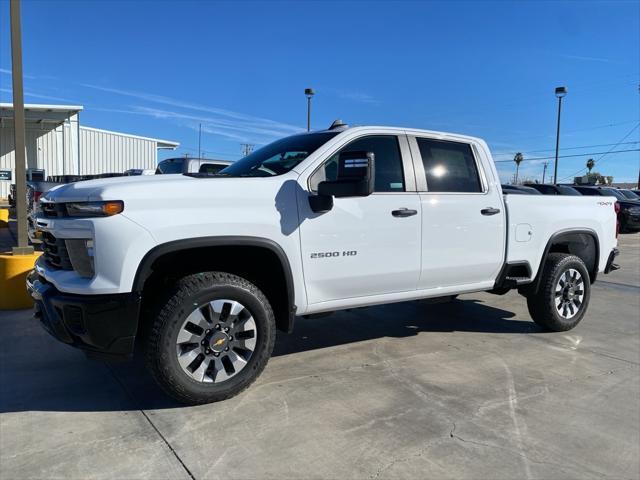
[481,207,501,216]
[392,208,418,217]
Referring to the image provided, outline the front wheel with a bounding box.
[526,253,591,332]
[146,272,276,405]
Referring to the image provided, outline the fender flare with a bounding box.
[132,236,296,332]
[529,228,600,293]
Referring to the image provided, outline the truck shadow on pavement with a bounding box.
[0,298,541,413]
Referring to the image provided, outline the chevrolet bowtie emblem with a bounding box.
[213,338,226,347]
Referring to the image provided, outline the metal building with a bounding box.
[0,103,179,198]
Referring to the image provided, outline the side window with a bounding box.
[416,138,482,193]
[199,163,226,174]
[310,135,405,192]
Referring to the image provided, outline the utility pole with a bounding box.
[198,123,202,158]
[542,161,548,184]
[241,144,254,157]
[10,0,32,255]
[553,86,567,184]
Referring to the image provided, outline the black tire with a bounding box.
[146,272,276,405]
[526,253,591,332]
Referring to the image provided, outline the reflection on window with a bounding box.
[416,139,481,193]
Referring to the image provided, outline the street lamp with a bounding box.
[305,88,315,131]
[513,152,523,184]
[553,86,567,184]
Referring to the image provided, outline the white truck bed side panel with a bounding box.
[504,195,618,279]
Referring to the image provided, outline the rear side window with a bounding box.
[416,138,482,193]
[199,163,227,174]
[156,159,184,174]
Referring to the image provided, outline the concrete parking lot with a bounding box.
[1,234,638,480]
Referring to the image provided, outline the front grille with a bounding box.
[42,232,73,270]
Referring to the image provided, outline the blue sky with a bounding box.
[1,0,638,183]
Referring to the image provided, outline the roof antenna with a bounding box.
[329,119,348,130]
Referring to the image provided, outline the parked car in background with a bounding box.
[617,188,640,200]
[156,157,233,175]
[124,169,155,176]
[501,184,542,195]
[524,183,582,196]
[573,185,640,233]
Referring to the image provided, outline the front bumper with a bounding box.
[26,271,141,360]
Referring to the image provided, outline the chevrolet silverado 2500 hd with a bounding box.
[27,123,620,404]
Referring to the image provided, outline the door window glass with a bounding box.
[416,138,482,193]
[310,135,405,192]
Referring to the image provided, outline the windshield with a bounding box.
[620,190,640,199]
[156,158,184,174]
[600,188,626,200]
[219,132,339,177]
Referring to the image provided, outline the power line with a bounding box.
[492,141,639,156]
[494,147,639,163]
[557,123,640,181]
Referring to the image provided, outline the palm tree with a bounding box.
[586,158,595,173]
[514,153,523,184]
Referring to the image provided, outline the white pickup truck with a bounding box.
[28,122,620,404]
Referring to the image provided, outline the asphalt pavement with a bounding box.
[1,234,638,480]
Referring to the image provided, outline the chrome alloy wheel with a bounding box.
[176,299,257,383]
[555,268,585,319]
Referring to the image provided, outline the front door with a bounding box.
[298,135,422,304]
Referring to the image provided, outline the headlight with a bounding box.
[66,201,124,217]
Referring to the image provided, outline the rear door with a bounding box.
[297,134,422,304]
[409,136,505,289]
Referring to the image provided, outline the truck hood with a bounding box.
[43,174,196,203]
[42,173,299,210]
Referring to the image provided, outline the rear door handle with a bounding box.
[392,208,418,217]
[481,207,501,216]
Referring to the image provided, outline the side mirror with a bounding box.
[318,151,375,198]
[308,151,375,213]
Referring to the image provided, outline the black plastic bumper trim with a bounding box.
[604,248,620,274]
[27,271,141,359]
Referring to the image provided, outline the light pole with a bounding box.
[513,152,523,184]
[305,88,315,131]
[553,86,567,184]
[542,161,548,184]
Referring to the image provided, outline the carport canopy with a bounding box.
[0,103,83,127]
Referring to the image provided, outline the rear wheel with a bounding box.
[526,253,591,331]
[146,272,276,404]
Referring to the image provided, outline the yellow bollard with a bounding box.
[0,209,8,228]
[0,251,41,310]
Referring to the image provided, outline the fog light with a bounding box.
[65,239,95,278]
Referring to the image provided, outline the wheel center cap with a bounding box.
[209,332,230,353]
[564,285,575,300]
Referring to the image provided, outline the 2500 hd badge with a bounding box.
[310,250,358,258]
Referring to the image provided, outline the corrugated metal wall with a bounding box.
[79,127,157,176]
[0,119,159,198]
